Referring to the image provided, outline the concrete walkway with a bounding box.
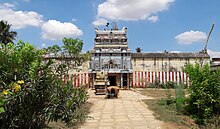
[79,90,163,129]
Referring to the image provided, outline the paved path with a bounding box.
[80,90,163,129]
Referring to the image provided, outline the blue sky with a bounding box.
[0,0,220,57]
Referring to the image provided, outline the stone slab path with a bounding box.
[79,90,163,129]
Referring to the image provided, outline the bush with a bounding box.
[184,63,220,125]
[164,81,177,89]
[0,40,88,128]
[147,83,156,88]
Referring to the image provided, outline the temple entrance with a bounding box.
[108,76,116,86]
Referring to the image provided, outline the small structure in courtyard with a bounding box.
[106,86,120,98]
[94,70,109,94]
[94,70,120,98]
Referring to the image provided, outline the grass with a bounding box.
[141,88,220,128]
[46,102,92,129]
[138,88,198,128]
[144,99,198,128]
[138,88,176,98]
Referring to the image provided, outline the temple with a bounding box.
[89,23,132,89]
[43,24,211,88]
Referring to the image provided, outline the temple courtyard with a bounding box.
[79,90,163,129]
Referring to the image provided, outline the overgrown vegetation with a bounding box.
[144,99,198,128]
[0,38,89,128]
[184,63,220,126]
[142,63,220,128]
[143,79,181,89]
[142,87,197,128]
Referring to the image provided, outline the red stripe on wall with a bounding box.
[182,72,184,84]
[138,72,140,87]
[152,71,154,83]
[158,72,160,83]
[133,72,135,87]
[176,71,178,82]
[74,76,76,87]
[78,74,80,87]
[145,71,147,87]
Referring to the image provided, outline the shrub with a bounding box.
[184,63,220,125]
[164,81,177,89]
[0,40,88,128]
[147,83,156,88]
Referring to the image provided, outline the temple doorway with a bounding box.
[123,73,128,87]
[108,76,116,86]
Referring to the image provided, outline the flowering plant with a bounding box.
[0,39,88,128]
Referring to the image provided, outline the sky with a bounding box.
[0,0,220,58]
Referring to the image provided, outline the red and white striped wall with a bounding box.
[61,71,189,88]
[132,71,189,88]
[62,73,90,88]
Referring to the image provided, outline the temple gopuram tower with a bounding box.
[90,23,132,89]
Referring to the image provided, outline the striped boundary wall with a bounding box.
[62,73,90,88]
[132,71,189,88]
[61,71,189,88]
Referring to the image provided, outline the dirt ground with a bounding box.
[136,88,176,98]
[137,88,198,129]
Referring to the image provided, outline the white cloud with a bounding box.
[170,51,181,53]
[0,2,16,9]
[148,15,159,23]
[41,43,46,48]
[1,3,16,8]
[0,7,43,29]
[175,31,207,44]
[92,18,108,26]
[97,0,174,21]
[207,50,220,58]
[0,3,83,41]
[41,20,83,41]
[72,18,77,22]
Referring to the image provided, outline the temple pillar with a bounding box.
[121,73,123,89]
[127,73,129,89]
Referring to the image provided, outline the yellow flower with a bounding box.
[17,80,24,84]
[14,83,21,92]
[2,90,8,95]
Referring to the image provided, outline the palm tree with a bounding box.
[0,20,17,45]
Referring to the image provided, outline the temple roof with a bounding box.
[132,52,210,58]
[95,27,127,34]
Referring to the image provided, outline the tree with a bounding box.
[0,40,88,128]
[62,37,83,55]
[184,63,220,124]
[83,51,91,61]
[61,38,84,73]
[47,44,61,55]
[0,20,17,45]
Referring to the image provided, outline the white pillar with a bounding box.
[121,73,123,89]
